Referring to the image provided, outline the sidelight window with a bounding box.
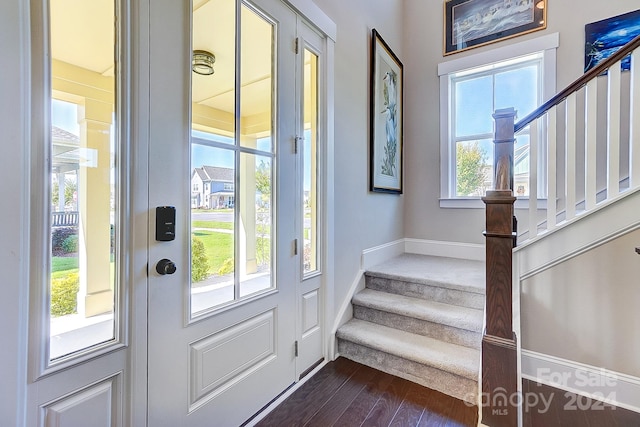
[45,0,120,364]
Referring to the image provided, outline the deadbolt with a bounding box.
[156,259,177,275]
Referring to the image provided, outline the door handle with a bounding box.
[156,259,177,275]
[635,247,640,255]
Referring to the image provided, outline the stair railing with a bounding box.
[482,34,640,427]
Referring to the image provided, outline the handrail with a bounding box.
[515,34,640,133]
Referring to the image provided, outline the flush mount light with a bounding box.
[192,50,215,75]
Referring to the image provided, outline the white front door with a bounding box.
[294,22,325,377]
[146,0,303,425]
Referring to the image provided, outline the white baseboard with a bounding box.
[404,238,485,261]
[522,349,640,414]
[361,239,405,270]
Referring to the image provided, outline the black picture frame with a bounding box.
[444,0,547,56]
[370,29,403,194]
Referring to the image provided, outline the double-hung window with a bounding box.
[438,34,558,207]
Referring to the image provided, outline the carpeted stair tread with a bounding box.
[352,288,483,333]
[336,318,479,381]
[366,253,485,295]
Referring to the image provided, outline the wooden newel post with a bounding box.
[481,108,518,426]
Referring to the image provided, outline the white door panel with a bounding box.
[41,376,120,427]
[147,0,299,425]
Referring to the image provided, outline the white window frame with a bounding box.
[438,33,558,208]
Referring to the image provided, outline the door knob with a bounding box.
[156,259,177,275]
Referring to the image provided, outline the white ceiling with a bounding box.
[51,0,115,75]
[51,0,273,118]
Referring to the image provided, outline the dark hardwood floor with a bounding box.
[255,357,478,427]
[522,379,640,427]
[250,360,640,427]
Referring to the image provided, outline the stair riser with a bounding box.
[353,306,481,349]
[338,339,478,404]
[366,275,484,309]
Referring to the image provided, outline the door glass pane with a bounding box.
[303,49,318,274]
[192,0,236,142]
[190,144,236,314]
[191,0,237,315]
[49,0,117,360]
[240,4,273,150]
[239,153,273,297]
[190,0,275,316]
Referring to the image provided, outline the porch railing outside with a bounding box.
[52,211,79,227]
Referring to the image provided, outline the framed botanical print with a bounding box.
[370,29,403,194]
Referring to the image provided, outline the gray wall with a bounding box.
[402,0,638,244]
[521,228,640,377]
[311,0,405,316]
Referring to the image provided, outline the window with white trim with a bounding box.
[438,34,558,207]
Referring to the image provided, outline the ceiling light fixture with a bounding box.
[192,50,215,75]
[536,1,545,9]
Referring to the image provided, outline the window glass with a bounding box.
[451,54,541,197]
[495,65,539,116]
[48,0,117,361]
[454,75,493,137]
[456,139,492,197]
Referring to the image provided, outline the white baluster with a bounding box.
[547,106,557,231]
[529,119,538,238]
[585,79,598,210]
[607,61,621,198]
[566,93,577,221]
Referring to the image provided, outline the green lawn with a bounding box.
[52,231,235,281]
[51,256,115,284]
[191,220,233,230]
[191,208,234,214]
[52,257,79,279]
[192,230,233,273]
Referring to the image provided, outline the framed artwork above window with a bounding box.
[444,0,547,56]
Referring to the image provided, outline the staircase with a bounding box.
[479,35,640,426]
[336,253,484,403]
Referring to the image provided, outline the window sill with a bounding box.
[440,197,548,209]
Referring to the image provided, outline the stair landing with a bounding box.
[366,253,485,294]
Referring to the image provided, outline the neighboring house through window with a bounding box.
[438,33,558,208]
[191,165,235,209]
